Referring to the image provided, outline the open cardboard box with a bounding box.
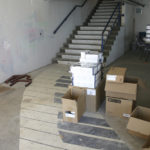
[105,77,138,100]
[143,136,150,150]
[62,87,85,123]
[106,67,127,83]
[127,106,150,139]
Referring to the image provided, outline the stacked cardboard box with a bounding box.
[105,67,138,117]
[70,51,104,113]
[62,52,105,123]
[70,52,103,88]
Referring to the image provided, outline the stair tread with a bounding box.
[59,52,80,56]
[56,58,79,62]
[69,43,101,46]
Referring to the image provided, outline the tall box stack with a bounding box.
[105,67,138,118]
[70,51,105,112]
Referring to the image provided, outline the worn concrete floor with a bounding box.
[0,50,149,150]
[0,66,51,150]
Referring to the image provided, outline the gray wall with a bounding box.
[134,0,150,34]
[0,0,97,83]
[122,3,135,51]
[106,27,125,66]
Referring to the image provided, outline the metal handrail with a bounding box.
[53,0,88,34]
[101,2,121,52]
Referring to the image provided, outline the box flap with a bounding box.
[107,67,127,76]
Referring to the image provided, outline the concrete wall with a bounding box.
[0,0,97,83]
[122,3,135,51]
[106,27,125,66]
[134,0,150,34]
[124,3,135,51]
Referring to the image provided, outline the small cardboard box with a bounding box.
[62,87,85,123]
[105,77,138,100]
[143,136,150,150]
[106,97,133,117]
[106,67,127,83]
[127,106,150,139]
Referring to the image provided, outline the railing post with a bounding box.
[101,35,104,52]
[118,3,121,26]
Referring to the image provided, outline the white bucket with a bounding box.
[146,25,150,30]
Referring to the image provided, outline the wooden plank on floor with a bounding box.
[21,102,61,114]
[20,139,64,150]
[20,109,58,124]
[20,128,99,150]
[20,117,59,135]
[22,98,62,108]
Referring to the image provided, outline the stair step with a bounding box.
[74,35,107,40]
[92,15,118,19]
[77,30,108,35]
[100,3,118,6]
[80,26,111,31]
[72,39,102,45]
[101,0,117,3]
[58,51,108,61]
[64,48,99,54]
[60,53,80,60]
[90,18,115,23]
[94,12,119,16]
[68,44,101,50]
[98,6,116,9]
[56,58,78,65]
[96,9,114,13]
[88,22,113,26]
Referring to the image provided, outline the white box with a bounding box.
[72,78,101,88]
[72,71,101,83]
[80,52,103,64]
[70,63,101,75]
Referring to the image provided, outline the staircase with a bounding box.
[53,0,122,65]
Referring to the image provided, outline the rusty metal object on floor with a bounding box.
[5,75,32,87]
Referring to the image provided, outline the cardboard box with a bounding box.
[143,136,150,150]
[106,97,133,117]
[69,78,105,113]
[62,87,85,123]
[86,78,105,112]
[127,106,150,139]
[106,67,127,83]
[105,77,138,100]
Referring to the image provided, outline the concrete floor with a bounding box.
[0,51,150,150]
[0,66,50,150]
